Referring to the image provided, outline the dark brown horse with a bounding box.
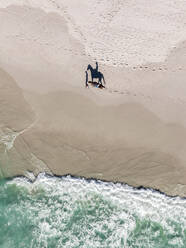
[87,64,106,86]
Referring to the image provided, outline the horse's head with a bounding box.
[87,64,91,70]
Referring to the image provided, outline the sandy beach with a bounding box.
[0,1,186,197]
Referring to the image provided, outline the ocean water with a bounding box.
[0,174,186,248]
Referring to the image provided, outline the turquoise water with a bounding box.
[0,174,186,248]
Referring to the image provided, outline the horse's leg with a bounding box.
[102,75,106,85]
[97,77,101,88]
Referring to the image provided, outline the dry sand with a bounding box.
[0,2,186,196]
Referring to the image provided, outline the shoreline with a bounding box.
[3,172,186,200]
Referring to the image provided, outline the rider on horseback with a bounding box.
[96,61,98,72]
[87,62,106,88]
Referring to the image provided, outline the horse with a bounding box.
[87,64,106,86]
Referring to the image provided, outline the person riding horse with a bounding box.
[96,61,98,72]
[87,62,106,87]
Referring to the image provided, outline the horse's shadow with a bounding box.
[88,81,105,89]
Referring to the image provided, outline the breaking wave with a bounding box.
[0,174,186,247]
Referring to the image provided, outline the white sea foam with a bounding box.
[2,174,185,247]
[9,173,186,230]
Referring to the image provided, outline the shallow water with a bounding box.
[0,174,186,248]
